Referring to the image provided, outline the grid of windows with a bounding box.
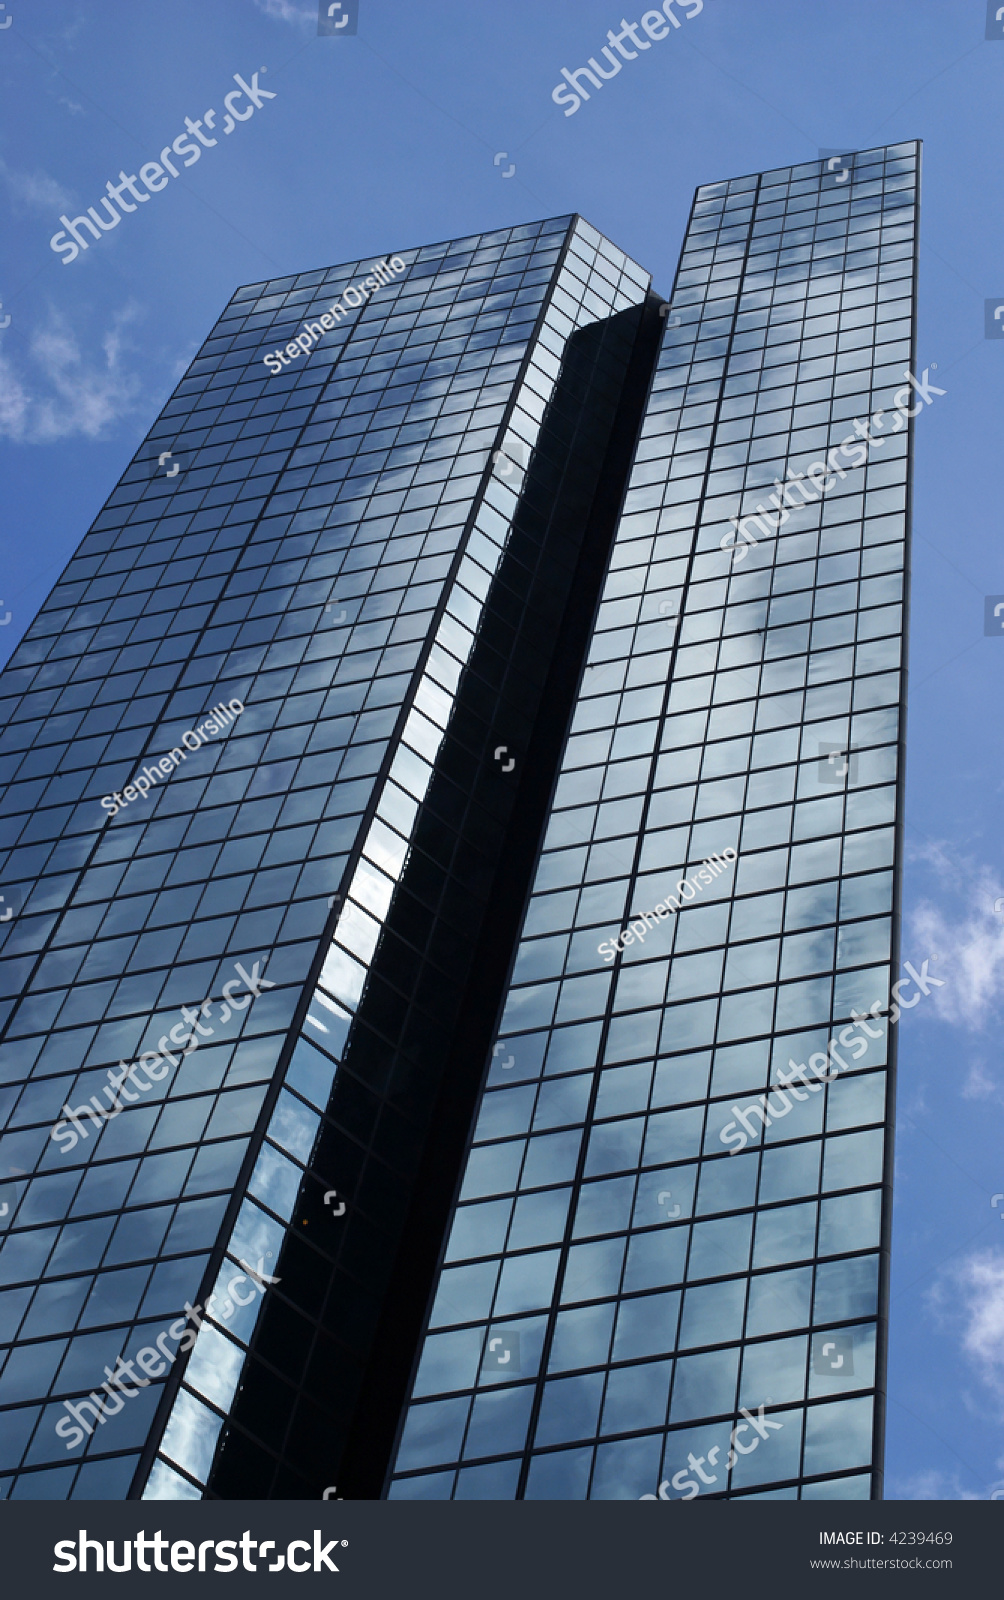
[388,143,918,1502]
[0,215,626,1499]
[142,223,653,1500]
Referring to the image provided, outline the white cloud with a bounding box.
[906,842,1004,1032]
[252,0,315,26]
[960,1052,999,1103]
[0,304,144,443]
[170,342,199,382]
[931,1249,1004,1408]
[0,353,30,437]
[891,1468,981,1500]
[0,155,72,213]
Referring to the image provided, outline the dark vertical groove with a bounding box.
[196,292,665,1501]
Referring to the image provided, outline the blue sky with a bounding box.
[1,0,1003,1502]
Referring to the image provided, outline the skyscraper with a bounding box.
[388,141,920,1502]
[0,140,920,1505]
[0,214,662,1500]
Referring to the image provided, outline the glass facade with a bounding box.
[388,143,919,1502]
[0,143,920,1503]
[0,215,662,1499]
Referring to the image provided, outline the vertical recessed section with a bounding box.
[138,220,665,1501]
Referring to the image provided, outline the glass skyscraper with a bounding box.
[389,142,919,1502]
[0,140,919,1505]
[0,214,661,1500]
